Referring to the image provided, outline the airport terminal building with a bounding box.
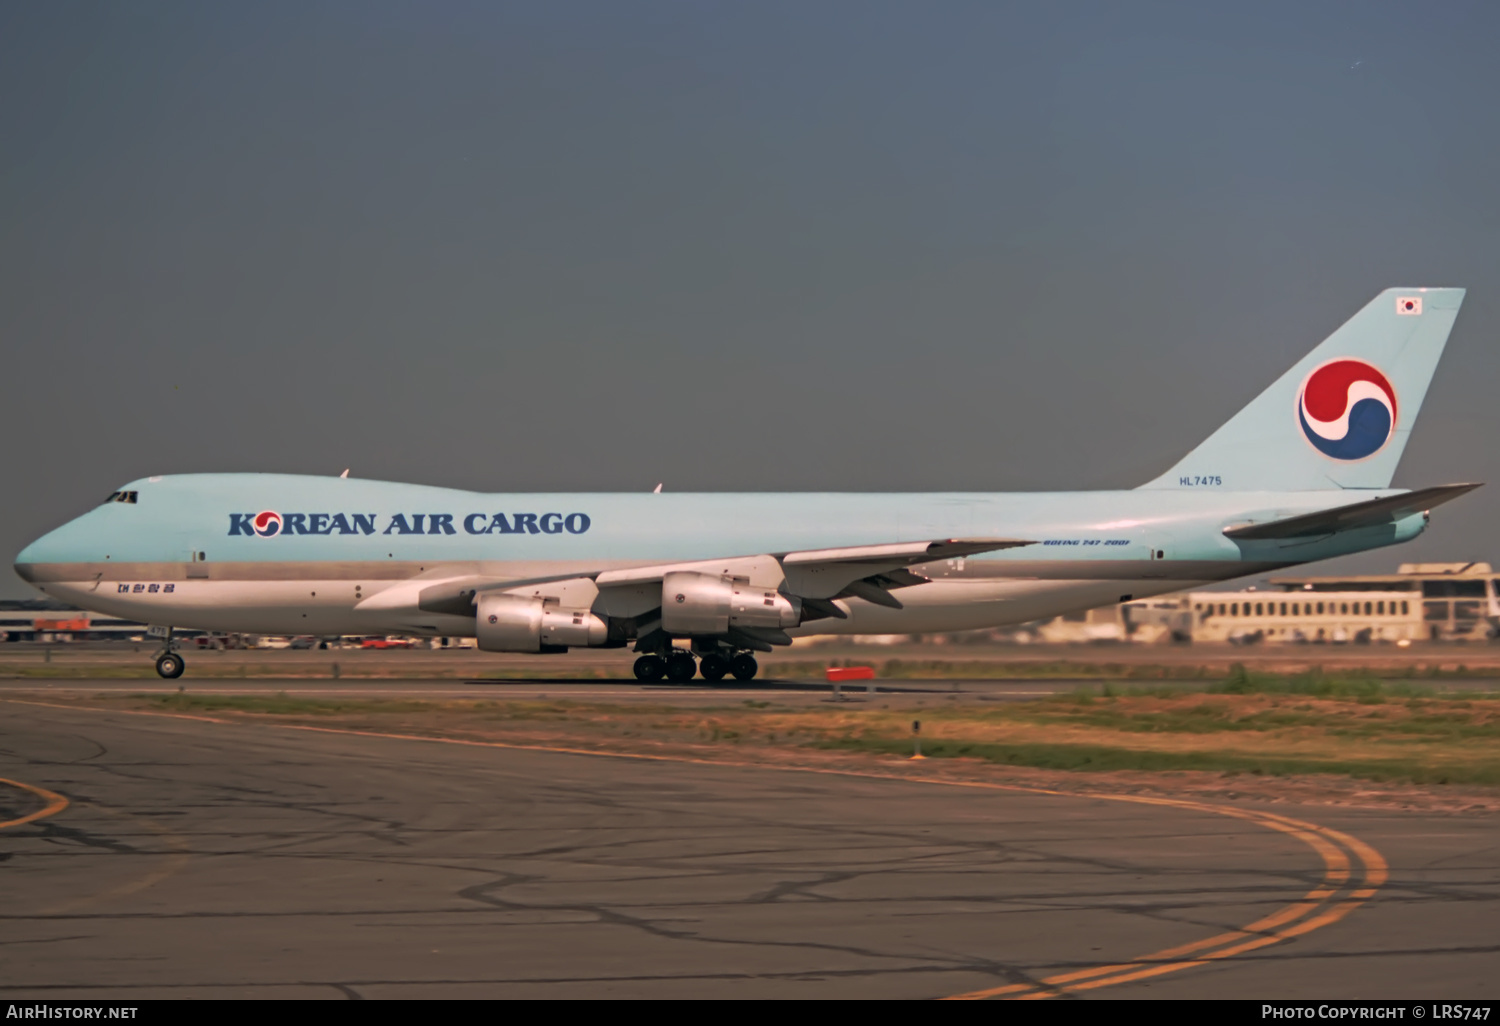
[1125,562,1500,645]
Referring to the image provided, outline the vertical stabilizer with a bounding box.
[1139,288,1464,491]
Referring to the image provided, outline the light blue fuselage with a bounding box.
[13,473,1424,638]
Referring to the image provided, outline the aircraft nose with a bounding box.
[14,536,44,584]
[13,522,69,586]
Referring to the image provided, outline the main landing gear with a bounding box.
[632,651,760,683]
[633,655,666,682]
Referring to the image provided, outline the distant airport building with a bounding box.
[0,600,146,642]
[1032,562,1500,644]
[1269,562,1500,641]
[1182,562,1497,644]
[1177,589,1420,645]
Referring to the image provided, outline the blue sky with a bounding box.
[4,2,1498,595]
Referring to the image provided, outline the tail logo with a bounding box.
[1297,359,1398,461]
[252,511,283,538]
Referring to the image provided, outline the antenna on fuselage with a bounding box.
[652,482,662,493]
[340,469,350,479]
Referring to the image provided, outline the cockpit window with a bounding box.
[103,491,138,505]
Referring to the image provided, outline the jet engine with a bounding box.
[476,592,607,653]
[659,571,800,635]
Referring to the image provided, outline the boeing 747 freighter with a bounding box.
[14,288,1478,681]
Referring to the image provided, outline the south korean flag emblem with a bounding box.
[1396,296,1423,316]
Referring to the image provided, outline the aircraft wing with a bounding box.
[594,538,1030,584]
[775,538,1033,605]
[401,537,1034,617]
[1222,483,1481,541]
[777,538,1032,565]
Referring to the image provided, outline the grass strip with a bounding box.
[83,680,1500,790]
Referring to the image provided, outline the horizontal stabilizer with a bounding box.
[1223,483,1481,540]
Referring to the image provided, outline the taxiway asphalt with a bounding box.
[2,698,1496,999]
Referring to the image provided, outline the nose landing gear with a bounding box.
[153,626,185,679]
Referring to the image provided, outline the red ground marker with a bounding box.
[825,666,875,682]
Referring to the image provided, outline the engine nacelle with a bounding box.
[660,572,800,635]
[476,592,607,653]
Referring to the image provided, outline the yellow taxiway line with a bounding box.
[0,775,70,830]
[946,798,1387,998]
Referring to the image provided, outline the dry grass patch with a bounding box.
[17,674,1500,789]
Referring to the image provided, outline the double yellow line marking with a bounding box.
[945,795,1388,999]
[0,775,70,830]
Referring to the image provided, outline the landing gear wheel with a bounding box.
[633,655,665,682]
[699,654,729,682]
[665,653,698,684]
[155,652,185,679]
[731,653,759,681]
